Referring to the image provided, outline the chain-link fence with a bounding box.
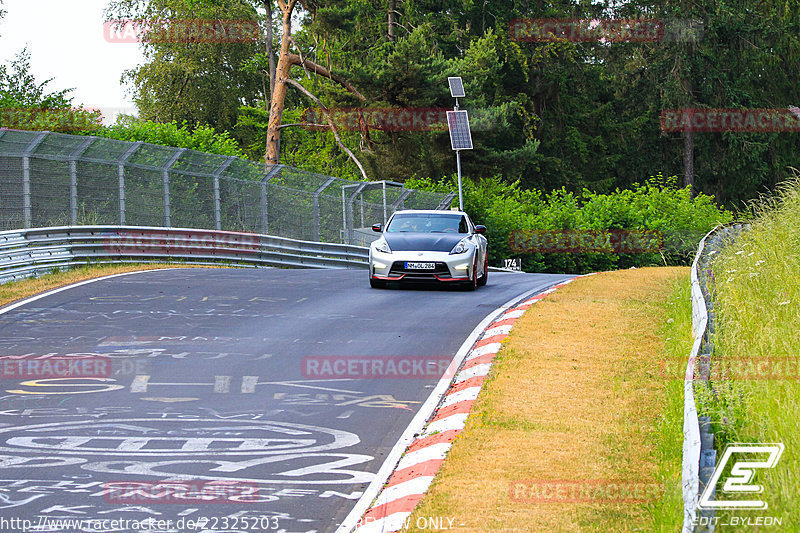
[0,129,455,244]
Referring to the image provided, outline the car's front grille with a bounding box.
[389,261,452,279]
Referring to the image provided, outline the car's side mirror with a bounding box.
[372,223,383,233]
[475,225,487,235]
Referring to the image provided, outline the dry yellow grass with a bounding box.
[0,264,187,308]
[405,267,688,532]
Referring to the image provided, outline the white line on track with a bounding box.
[0,268,183,316]
[335,279,571,533]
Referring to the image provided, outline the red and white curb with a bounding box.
[348,278,579,533]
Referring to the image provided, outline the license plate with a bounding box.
[405,262,436,270]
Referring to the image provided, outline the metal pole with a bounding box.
[261,164,283,235]
[21,131,49,229]
[163,174,170,227]
[117,166,125,225]
[341,188,347,243]
[391,189,413,213]
[360,193,364,228]
[313,177,337,242]
[456,150,463,211]
[260,181,268,234]
[117,142,142,225]
[162,148,186,228]
[22,157,31,229]
[345,183,368,245]
[68,137,95,225]
[212,156,236,231]
[382,182,387,223]
[213,176,222,230]
[436,192,457,210]
[69,161,78,224]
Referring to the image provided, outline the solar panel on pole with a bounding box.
[447,110,473,151]
[448,77,466,98]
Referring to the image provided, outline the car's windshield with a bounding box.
[386,214,468,233]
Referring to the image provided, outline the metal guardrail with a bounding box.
[682,226,714,532]
[0,225,369,285]
[682,223,749,532]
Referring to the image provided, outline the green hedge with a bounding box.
[406,175,732,274]
[86,119,246,158]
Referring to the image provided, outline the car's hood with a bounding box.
[382,233,465,252]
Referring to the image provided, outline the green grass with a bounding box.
[583,274,692,532]
[649,276,694,532]
[702,179,800,530]
[402,268,690,532]
[0,263,187,308]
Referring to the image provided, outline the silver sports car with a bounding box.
[368,209,488,290]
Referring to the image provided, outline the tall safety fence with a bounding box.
[0,129,454,244]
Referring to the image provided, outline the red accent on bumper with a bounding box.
[433,275,469,282]
[372,274,405,281]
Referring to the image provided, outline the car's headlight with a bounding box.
[374,239,391,254]
[449,238,470,255]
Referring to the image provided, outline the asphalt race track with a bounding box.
[0,268,572,533]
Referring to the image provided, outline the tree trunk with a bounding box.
[263,0,366,166]
[683,128,694,196]
[265,0,296,166]
[388,0,396,41]
[680,0,695,197]
[263,0,276,100]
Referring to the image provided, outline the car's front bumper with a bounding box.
[370,249,475,282]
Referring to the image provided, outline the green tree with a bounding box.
[0,48,101,132]
[105,0,265,133]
